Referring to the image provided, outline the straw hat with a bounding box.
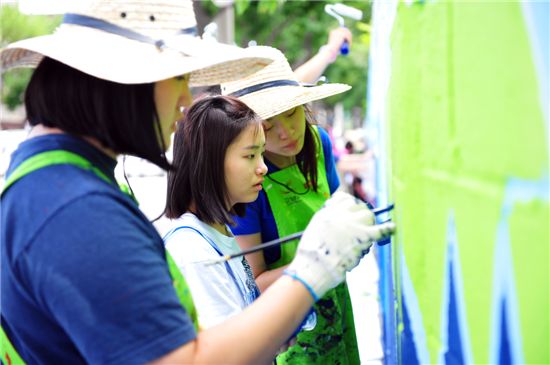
[220,46,351,120]
[0,0,273,86]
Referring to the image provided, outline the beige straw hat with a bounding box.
[0,0,273,86]
[220,46,351,120]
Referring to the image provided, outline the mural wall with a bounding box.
[366,1,549,364]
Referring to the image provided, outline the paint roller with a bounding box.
[324,3,363,55]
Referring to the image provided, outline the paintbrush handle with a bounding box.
[206,203,395,265]
[203,231,304,266]
[372,203,394,215]
[229,231,304,259]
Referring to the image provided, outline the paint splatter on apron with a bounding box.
[263,130,359,365]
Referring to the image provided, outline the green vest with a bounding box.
[263,128,360,365]
[0,149,198,364]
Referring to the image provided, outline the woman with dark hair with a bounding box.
[221,46,361,364]
[24,57,176,170]
[164,95,266,328]
[1,2,394,364]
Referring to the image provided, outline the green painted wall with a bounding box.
[386,1,548,363]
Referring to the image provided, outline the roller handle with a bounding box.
[339,27,350,55]
[341,39,349,55]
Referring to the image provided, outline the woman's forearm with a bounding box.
[255,265,288,292]
[151,275,313,364]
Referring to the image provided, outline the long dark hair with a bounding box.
[294,106,320,192]
[165,95,261,224]
[25,57,170,170]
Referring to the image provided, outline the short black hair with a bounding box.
[25,57,170,170]
[165,95,261,224]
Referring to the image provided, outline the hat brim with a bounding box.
[237,83,351,120]
[1,25,273,86]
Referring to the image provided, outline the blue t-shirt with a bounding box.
[1,134,196,364]
[230,126,339,246]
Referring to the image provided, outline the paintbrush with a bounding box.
[192,203,395,266]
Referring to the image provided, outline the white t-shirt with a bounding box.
[164,213,259,329]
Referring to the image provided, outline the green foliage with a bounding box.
[202,0,372,118]
[0,5,61,110]
[2,69,33,110]
[1,2,373,116]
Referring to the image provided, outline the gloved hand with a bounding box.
[284,191,396,301]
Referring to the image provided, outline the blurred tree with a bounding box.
[0,1,372,118]
[1,5,61,110]
[201,0,372,119]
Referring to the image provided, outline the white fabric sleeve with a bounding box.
[165,229,246,329]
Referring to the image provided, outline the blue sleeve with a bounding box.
[230,192,280,242]
[318,126,340,194]
[24,194,196,365]
[231,192,264,235]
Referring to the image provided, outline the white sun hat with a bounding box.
[0,0,274,86]
[220,46,351,120]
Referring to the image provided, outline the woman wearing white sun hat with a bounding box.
[222,46,363,365]
[0,1,394,364]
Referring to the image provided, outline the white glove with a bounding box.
[284,192,396,301]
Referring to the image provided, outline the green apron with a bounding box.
[0,149,198,364]
[263,129,360,365]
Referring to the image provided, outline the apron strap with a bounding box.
[262,127,330,269]
[1,325,26,365]
[2,150,112,196]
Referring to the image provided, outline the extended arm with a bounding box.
[150,275,311,364]
[294,28,352,84]
[153,192,395,364]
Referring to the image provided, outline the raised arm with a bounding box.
[294,28,352,84]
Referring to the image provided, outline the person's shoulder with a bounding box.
[14,191,161,283]
[315,125,330,137]
[4,167,141,248]
[229,194,266,235]
[164,213,211,241]
[314,126,335,160]
[50,192,155,244]
[56,171,142,223]
[315,125,332,146]
[164,215,220,261]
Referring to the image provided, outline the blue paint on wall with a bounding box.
[401,294,420,365]
[399,247,431,364]
[367,1,399,362]
[489,176,548,364]
[444,262,464,365]
[439,214,473,364]
[377,245,398,364]
[499,300,512,365]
